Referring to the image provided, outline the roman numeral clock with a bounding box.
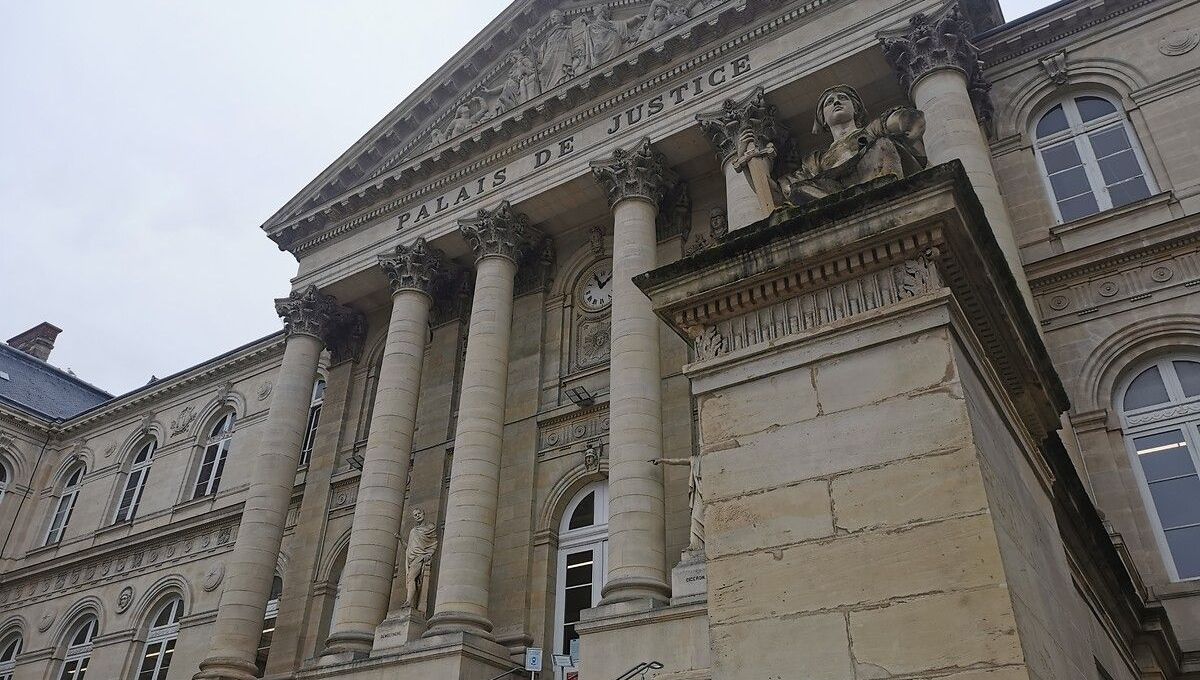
[573,260,613,370]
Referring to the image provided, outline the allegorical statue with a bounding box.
[539,10,576,90]
[482,48,539,116]
[402,506,439,613]
[779,85,926,205]
[651,452,704,551]
[637,0,686,43]
[584,5,642,66]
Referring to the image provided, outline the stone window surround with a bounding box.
[1029,90,1158,226]
[1116,353,1200,583]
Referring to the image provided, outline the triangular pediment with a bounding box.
[262,0,1002,252]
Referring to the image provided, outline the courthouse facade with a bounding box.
[5,0,1200,677]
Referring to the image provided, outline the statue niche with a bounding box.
[778,85,926,205]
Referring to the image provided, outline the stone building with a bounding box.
[3,0,1200,678]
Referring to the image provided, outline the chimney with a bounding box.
[7,322,63,362]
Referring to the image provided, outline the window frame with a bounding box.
[45,465,85,546]
[114,439,157,524]
[0,460,10,508]
[1031,91,1157,224]
[136,597,182,680]
[255,574,284,678]
[553,482,609,678]
[1119,355,1200,582]
[58,616,96,680]
[193,412,236,499]
[299,378,326,467]
[0,631,21,680]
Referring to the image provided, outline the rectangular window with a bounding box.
[300,403,322,466]
[45,492,77,545]
[115,469,148,523]
[136,639,175,680]
[561,550,594,655]
[1134,430,1200,579]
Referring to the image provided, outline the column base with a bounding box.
[317,630,374,665]
[599,575,671,606]
[298,630,515,680]
[193,656,259,680]
[423,610,494,639]
[670,548,707,606]
[372,607,428,656]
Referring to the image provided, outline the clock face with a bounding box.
[580,264,614,311]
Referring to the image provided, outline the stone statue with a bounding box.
[483,49,539,115]
[636,0,686,43]
[402,506,439,613]
[709,206,728,239]
[584,5,642,66]
[651,452,704,551]
[539,10,576,90]
[778,85,926,205]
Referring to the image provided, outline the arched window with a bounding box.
[115,439,156,524]
[193,412,235,499]
[0,631,21,680]
[299,379,326,467]
[58,615,96,680]
[45,464,85,546]
[554,482,609,678]
[255,574,283,677]
[1033,93,1155,223]
[1120,356,1200,581]
[136,597,182,680]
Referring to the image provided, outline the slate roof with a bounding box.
[0,343,112,420]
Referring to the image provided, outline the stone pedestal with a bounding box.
[371,608,428,655]
[670,549,707,605]
[636,164,1083,680]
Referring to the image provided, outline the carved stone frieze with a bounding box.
[169,406,197,437]
[1034,248,1200,326]
[576,318,611,370]
[459,200,541,263]
[0,519,239,610]
[379,237,447,297]
[880,2,992,127]
[591,137,678,209]
[696,86,783,167]
[330,477,360,514]
[539,404,610,452]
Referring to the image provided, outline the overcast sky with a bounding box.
[0,0,1054,396]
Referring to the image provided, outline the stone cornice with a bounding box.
[976,0,1156,69]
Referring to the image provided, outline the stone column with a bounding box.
[195,286,353,680]
[590,139,674,603]
[320,238,445,658]
[881,2,1033,305]
[697,87,782,232]
[426,201,534,638]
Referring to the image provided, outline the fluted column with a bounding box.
[881,2,1033,306]
[195,286,354,680]
[426,201,535,638]
[321,238,445,657]
[591,139,674,603]
[697,87,782,231]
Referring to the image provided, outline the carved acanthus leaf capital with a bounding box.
[379,237,446,297]
[458,200,540,263]
[880,2,992,125]
[696,87,783,168]
[274,285,354,347]
[590,137,677,209]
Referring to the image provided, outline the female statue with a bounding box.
[539,10,576,90]
[779,85,926,205]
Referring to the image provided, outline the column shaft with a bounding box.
[603,197,669,603]
[911,69,1032,304]
[323,289,432,654]
[427,255,518,636]
[195,332,323,680]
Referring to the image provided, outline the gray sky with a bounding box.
[1,0,1054,396]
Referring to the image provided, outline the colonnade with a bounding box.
[192,3,1020,671]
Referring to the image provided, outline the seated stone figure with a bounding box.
[779,85,926,205]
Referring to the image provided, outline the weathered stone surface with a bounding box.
[708,513,1006,624]
[704,479,833,558]
[848,587,1023,674]
[831,448,988,533]
[697,367,820,446]
[710,613,853,680]
[812,328,953,414]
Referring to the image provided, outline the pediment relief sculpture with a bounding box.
[777,85,927,206]
[424,1,729,152]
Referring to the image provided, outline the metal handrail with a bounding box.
[486,667,528,680]
[613,661,664,680]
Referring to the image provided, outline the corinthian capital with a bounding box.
[881,3,983,93]
[590,138,677,209]
[458,200,540,263]
[378,237,445,297]
[274,285,347,343]
[696,87,783,169]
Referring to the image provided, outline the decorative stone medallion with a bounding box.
[38,608,56,632]
[1048,295,1070,311]
[1098,281,1119,298]
[1151,265,1174,283]
[117,586,135,613]
[257,380,274,401]
[202,562,226,592]
[1160,29,1200,56]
